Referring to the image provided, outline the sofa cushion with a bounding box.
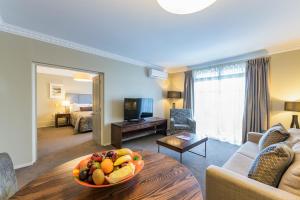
[258,123,289,151]
[286,128,300,146]
[237,141,260,159]
[223,152,254,176]
[278,142,300,196]
[248,143,294,187]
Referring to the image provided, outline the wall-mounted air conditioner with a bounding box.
[148,69,168,80]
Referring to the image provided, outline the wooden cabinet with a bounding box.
[111,117,167,148]
[55,113,71,128]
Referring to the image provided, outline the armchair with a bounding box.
[0,152,18,200]
[170,109,196,133]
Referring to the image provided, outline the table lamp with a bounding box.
[62,100,71,113]
[284,101,300,128]
[167,91,182,109]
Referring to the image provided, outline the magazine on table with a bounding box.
[176,134,193,141]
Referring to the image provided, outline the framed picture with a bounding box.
[49,83,65,99]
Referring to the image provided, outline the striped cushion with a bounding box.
[248,143,294,187]
[259,123,289,151]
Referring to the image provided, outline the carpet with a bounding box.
[16,127,239,197]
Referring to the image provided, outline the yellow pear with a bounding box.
[92,169,105,185]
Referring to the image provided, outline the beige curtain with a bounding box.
[242,57,270,143]
[183,71,194,114]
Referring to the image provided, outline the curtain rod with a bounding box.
[189,50,269,71]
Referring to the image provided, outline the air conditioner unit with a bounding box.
[148,69,168,80]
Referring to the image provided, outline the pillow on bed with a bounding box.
[80,106,92,111]
[70,103,80,112]
[70,104,92,112]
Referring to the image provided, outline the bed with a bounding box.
[66,93,93,134]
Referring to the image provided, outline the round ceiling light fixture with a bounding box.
[73,72,92,82]
[157,0,216,15]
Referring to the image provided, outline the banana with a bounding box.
[115,148,133,157]
[105,163,135,184]
[114,155,132,166]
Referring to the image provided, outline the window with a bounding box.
[193,62,246,145]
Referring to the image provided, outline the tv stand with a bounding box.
[111,117,167,148]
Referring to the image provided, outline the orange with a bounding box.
[73,169,80,177]
[79,158,89,171]
[101,158,114,174]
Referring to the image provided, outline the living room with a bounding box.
[1,1,300,200]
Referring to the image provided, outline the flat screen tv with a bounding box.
[124,98,153,121]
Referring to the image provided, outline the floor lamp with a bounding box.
[167,91,182,109]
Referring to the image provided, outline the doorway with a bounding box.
[32,63,104,161]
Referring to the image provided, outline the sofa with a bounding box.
[206,129,300,200]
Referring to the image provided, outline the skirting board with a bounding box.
[14,161,34,170]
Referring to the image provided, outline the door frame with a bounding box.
[32,62,104,163]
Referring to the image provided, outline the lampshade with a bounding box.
[157,0,216,15]
[167,91,182,99]
[73,72,92,82]
[62,100,70,107]
[284,102,300,112]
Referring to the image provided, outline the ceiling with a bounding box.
[1,0,300,70]
[37,65,97,77]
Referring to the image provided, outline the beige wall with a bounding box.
[168,49,300,128]
[269,49,300,128]
[0,31,167,168]
[37,73,92,128]
[167,73,185,112]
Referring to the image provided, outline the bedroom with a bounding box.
[36,65,101,158]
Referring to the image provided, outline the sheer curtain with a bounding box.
[193,62,246,145]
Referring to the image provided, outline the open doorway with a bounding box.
[33,64,104,160]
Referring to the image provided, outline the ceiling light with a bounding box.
[157,0,216,15]
[73,72,92,82]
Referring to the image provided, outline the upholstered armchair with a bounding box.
[170,109,196,133]
[0,153,18,200]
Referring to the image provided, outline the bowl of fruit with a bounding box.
[73,148,144,188]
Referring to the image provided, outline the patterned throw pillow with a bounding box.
[259,123,289,151]
[248,143,294,187]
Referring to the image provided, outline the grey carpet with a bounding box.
[16,127,239,198]
[122,134,239,195]
[37,127,93,158]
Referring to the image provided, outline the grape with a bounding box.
[87,175,94,184]
[87,160,93,168]
[111,153,117,162]
[92,152,101,157]
[106,151,115,158]
[79,170,89,181]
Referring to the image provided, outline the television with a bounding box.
[124,98,153,121]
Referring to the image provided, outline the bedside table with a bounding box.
[55,113,71,128]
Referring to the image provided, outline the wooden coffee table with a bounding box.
[156,132,208,163]
[11,151,203,200]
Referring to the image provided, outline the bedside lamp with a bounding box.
[62,100,71,113]
[284,101,300,128]
[167,91,182,109]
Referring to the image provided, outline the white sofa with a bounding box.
[206,129,300,200]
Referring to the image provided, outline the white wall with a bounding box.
[0,31,168,168]
[37,73,92,128]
